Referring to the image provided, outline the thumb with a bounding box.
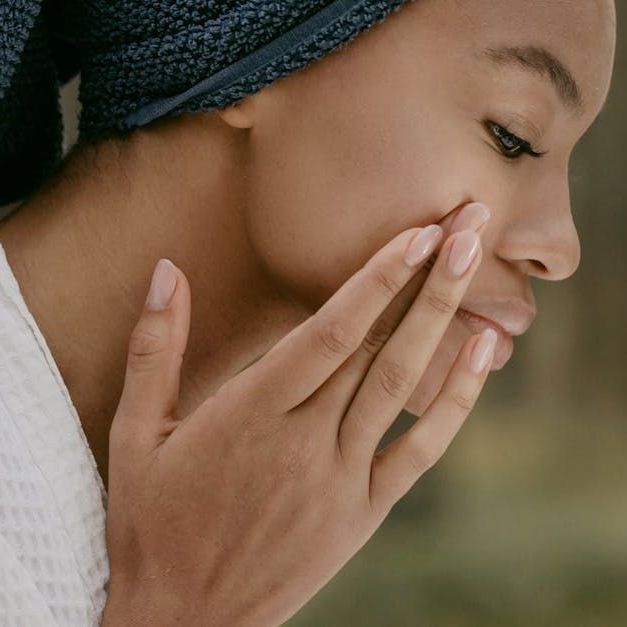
[115,258,191,435]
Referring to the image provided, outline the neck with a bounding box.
[0,114,310,488]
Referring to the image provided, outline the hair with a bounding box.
[1,0,416,206]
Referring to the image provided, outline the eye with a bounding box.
[484,120,546,160]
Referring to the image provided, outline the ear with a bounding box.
[216,96,256,129]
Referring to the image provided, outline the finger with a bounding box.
[222,224,444,416]
[306,206,490,424]
[302,255,437,421]
[338,228,484,467]
[368,328,497,512]
[113,258,191,445]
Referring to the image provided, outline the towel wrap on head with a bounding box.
[0,0,414,206]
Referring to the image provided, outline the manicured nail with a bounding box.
[404,225,443,266]
[145,258,178,311]
[447,230,480,277]
[449,202,491,233]
[469,328,498,374]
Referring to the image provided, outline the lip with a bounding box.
[455,305,536,370]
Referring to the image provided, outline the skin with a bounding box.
[0,0,616,496]
[101,220,494,625]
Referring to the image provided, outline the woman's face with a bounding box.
[239,0,616,416]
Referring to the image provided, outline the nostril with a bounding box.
[528,259,549,275]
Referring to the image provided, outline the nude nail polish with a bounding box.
[447,230,480,277]
[404,224,443,266]
[145,258,178,311]
[469,328,498,374]
[449,202,491,233]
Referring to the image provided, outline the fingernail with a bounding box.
[447,230,480,277]
[404,225,443,266]
[469,328,498,374]
[449,202,491,233]
[145,258,178,311]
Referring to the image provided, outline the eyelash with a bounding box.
[484,120,546,160]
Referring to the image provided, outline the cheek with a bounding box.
[243,87,484,313]
[243,92,480,415]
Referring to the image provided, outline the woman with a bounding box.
[0,0,616,624]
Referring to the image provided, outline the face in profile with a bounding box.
[235,0,616,416]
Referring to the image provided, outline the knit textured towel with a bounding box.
[0,0,414,207]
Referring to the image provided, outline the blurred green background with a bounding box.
[42,9,627,627]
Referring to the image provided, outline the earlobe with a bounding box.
[217,97,256,129]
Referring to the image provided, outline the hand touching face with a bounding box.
[227,0,616,415]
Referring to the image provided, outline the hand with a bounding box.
[101,202,495,626]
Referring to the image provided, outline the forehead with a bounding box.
[411,0,616,118]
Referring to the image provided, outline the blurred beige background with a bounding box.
[54,14,627,627]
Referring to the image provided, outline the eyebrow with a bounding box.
[482,45,584,113]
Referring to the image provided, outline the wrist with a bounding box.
[101,577,206,626]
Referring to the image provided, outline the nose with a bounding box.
[494,168,581,281]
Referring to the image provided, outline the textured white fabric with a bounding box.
[0,242,109,626]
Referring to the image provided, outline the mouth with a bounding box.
[455,307,515,371]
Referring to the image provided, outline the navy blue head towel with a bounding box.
[0,0,415,205]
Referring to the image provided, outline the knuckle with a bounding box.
[408,442,442,476]
[127,325,167,369]
[375,357,413,399]
[129,325,163,356]
[422,286,456,316]
[450,390,476,412]
[371,266,402,298]
[362,316,396,356]
[314,317,356,360]
[345,410,378,442]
